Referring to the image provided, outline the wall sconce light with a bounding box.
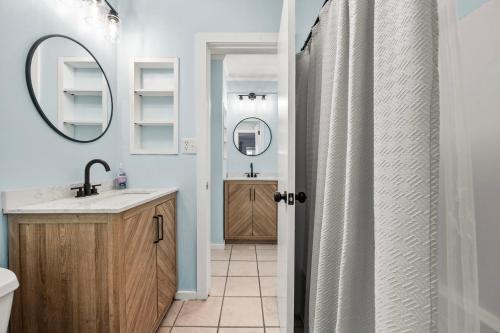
[84,0,105,27]
[107,9,120,42]
[85,0,120,42]
[58,0,120,42]
[238,93,267,101]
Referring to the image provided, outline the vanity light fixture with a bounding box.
[83,0,120,42]
[84,0,105,27]
[238,93,267,101]
[58,0,120,42]
[107,9,120,42]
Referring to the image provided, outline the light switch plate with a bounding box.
[182,138,197,154]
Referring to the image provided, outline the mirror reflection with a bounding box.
[27,35,113,142]
[233,117,272,156]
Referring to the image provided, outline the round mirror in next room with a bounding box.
[26,35,113,143]
[233,117,272,156]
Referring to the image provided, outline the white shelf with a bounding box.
[134,120,175,126]
[130,58,179,155]
[64,89,103,96]
[135,89,174,97]
[63,120,103,126]
[63,58,99,69]
[133,60,174,69]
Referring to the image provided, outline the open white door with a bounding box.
[276,0,295,331]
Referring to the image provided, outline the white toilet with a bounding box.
[0,268,19,333]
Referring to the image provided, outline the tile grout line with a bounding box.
[171,299,185,329]
[256,246,267,331]
[216,244,233,331]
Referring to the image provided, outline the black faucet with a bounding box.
[84,159,111,195]
[245,163,259,178]
[72,159,111,197]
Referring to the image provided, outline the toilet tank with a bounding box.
[0,268,19,333]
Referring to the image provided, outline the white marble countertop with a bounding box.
[224,177,278,181]
[3,188,178,214]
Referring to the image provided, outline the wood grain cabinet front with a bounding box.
[224,180,277,242]
[7,193,177,333]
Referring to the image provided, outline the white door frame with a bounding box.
[195,33,278,299]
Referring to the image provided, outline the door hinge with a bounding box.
[206,181,209,190]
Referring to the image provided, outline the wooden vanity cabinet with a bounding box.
[8,193,177,333]
[224,180,277,242]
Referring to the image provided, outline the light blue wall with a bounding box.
[296,0,325,52]
[226,81,278,177]
[116,0,284,292]
[0,0,119,268]
[457,0,490,17]
[210,60,224,245]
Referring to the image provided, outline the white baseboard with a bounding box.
[175,290,198,300]
[211,243,226,250]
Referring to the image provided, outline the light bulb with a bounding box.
[85,0,105,27]
[107,12,119,42]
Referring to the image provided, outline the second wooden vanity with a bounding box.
[224,179,277,242]
[6,190,177,333]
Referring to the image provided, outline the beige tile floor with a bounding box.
[158,244,278,333]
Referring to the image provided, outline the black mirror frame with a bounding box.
[25,34,114,143]
[232,117,273,157]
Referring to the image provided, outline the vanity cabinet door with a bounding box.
[226,182,253,237]
[252,183,278,237]
[124,206,158,333]
[155,198,177,319]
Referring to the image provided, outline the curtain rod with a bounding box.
[301,0,330,52]
[104,0,119,16]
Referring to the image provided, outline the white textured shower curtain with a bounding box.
[297,1,440,332]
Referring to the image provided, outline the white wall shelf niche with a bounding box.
[130,58,179,155]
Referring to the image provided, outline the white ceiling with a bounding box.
[223,54,278,81]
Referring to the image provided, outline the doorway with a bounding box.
[194,33,279,301]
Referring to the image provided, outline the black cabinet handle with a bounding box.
[153,216,160,243]
[158,215,164,241]
[253,188,256,201]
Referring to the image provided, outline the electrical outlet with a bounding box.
[182,138,197,154]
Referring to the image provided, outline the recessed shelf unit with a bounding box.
[58,57,109,139]
[130,58,179,154]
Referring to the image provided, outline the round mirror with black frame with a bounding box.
[26,34,113,143]
[233,117,272,156]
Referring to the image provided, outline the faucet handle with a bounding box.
[71,186,85,198]
[91,184,102,195]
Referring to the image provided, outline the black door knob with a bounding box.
[274,191,287,203]
[295,192,307,203]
